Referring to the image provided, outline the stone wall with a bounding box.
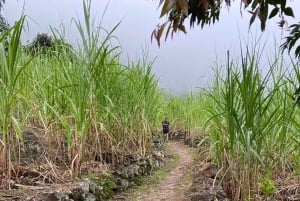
[29,137,167,201]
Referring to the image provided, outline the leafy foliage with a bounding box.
[153,0,296,47]
[0,0,163,185]
[0,15,31,188]
[25,33,54,55]
[24,32,73,56]
[258,176,276,198]
[281,22,300,59]
[0,14,8,33]
[0,14,9,51]
[203,47,296,199]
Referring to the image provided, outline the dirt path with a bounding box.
[135,141,194,201]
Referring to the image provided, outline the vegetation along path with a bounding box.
[116,140,195,201]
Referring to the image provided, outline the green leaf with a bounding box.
[268,0,280,5]
[261,21,266,31]
[251,0,259,10]
[12,116,23,141]
[259,2,268,31]
[281,0,286,10]
[287,38,297,53]
[295,45,300,58]
[160,0,176,18]
[289,23,299,29]
[269,7,279,19]
[283,7,294,17]
[249,9,257,29]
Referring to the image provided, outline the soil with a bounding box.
[111,140,196,201]
[118,139,229,201]
[136,141,194,201]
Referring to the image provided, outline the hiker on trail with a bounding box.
[162,118,170,143]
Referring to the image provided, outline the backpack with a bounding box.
[162,122,169,133]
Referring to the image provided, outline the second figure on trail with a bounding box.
[162,118,170,143]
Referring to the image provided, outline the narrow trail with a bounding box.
[136,141,194,201]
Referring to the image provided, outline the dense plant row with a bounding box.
[0,2,167,188]
[167,46,300,200]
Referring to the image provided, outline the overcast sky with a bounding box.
[3,0,300,94]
